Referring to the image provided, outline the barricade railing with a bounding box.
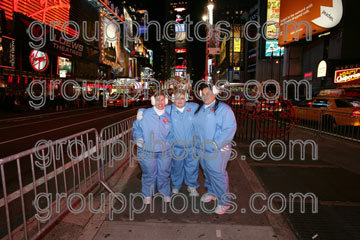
[230,99,294,142]
[98,116,136,196]
[294,108,360,143]
[230,98,360,143]
[0,115,137,240]
[0,128,100,240]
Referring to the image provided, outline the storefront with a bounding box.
[334,67,360,98]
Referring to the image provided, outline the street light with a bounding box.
[207,1,214,25]
[202,15,208,22]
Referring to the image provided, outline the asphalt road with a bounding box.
[0,106,143,158]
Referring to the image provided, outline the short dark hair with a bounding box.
[195,82,220,115]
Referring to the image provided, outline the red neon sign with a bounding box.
[82,83,112,89]
[175,65,187,69]
[0,0,75,36]
[175,49,187,53]
[304,72,313,78]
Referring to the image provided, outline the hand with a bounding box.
[220,145,230,152]
[136,139,144,148]
[137,111,143,120]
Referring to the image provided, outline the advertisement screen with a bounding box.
[175,24,185,32]
[220,38,226,64]
[136,9,148,34]
[265,0,283,57]
[176,32,186,42]
[209,28,220,55]
[135,38,144,54]
[266,0,281,39]
[124,8,133,50]
[147,49,153,67]
[279,0,343,46]
[265,40,284,57]
[234,37,241,53]
[100,10,122,69]
[57,57,72,77]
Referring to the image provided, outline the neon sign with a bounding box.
[175,49,187,53]
[335,68,360,84]
[0,0,74,35]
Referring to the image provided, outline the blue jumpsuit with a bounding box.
[192,101,237,206]
[133,107,174,197]
[165,102,200,190]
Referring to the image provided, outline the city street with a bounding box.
[0,106,140,157]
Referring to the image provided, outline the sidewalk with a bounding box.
[239,126,360,240]
[43,147,295,240]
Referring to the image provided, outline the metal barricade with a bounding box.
[0,116,137,240]
[231,98,294,142]
[0,129,101,240]
[98,116,136,196]
[294,108,360,143]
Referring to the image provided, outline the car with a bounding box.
[294,96,360,129]
[347,98,360,108]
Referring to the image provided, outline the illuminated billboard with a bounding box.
[265,0,283,57]
[265,40,284,57]
[266,0,280,39]
[335,68,360,84]
[234,37,241,53]
[57,56,72,77]
[220,38,226,64]
[176,32,186,41]
[123,8,133,50]
[0,0,75,36]
[279,0,343,46]
[147,49,153,67]
[175,24,185,32]
[100,9,122,69]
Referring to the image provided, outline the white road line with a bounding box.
[0,109,106,130]
[0,108,137,145]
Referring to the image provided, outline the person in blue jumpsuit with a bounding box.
[165,90,200,196]
[193,83,237,215]
[133,92,173,204]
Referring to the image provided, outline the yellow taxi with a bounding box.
[294,89,360,128]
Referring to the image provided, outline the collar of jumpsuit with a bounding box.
[153,106,165,116]
[176,106,185,113]
[205,99,216,109]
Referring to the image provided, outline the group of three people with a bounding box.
[132,83,237,215]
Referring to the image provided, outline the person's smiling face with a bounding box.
[155,95,166,110]
[174,93,186,108]
[201,87,216,105]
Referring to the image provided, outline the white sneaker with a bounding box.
[144,197,151,205]
[164,196,171,203]
[187,187,199,197]
[215,205,230,215]
[200,193,217,203]
[172,189,179,194]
